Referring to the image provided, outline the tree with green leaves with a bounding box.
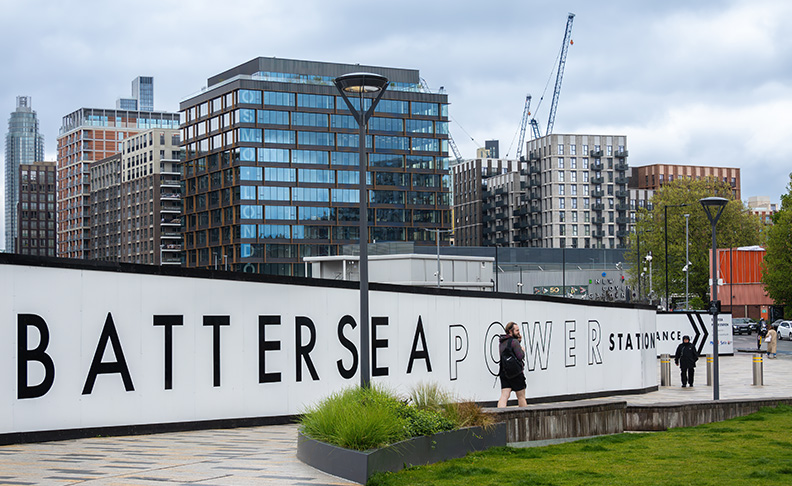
[626,177,763,308]
[762,174,792,316]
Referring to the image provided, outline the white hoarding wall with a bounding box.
[1,261,657,436]
[656,312,734,357]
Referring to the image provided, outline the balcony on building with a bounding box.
[615,190,628,199]
[615,203,630,211]
[615,149,629,158]
[615,176,629,185]
[529,165,541,174]
[615,161,629,171]
[590,149,604,157]
[591,189,604,198]
[591,177,604,184]
[592,203,605,211]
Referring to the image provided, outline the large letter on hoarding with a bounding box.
[82,313,135,394]
[17,314,55,399]
[522,321,552,371]
[448,325,469,381]
[407,316,432,373]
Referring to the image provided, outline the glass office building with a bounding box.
[5,96,45,252]
[179,57,451,275]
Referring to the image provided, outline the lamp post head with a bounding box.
[334,72,389,94]
[700,197,728,225]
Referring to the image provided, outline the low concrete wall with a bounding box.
[485,397,792,442]
[485,400,627,443]
[625,398,792,431]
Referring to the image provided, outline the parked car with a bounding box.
[732,317,753,335]
[776,320,792,340]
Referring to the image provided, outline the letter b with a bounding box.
[18,314,55,399]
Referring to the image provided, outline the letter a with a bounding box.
[82,313,135,394]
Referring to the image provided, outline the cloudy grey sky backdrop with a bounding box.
[2,0,790,246]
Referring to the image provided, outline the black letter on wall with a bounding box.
[17,314,55,399]
[259,316,282,383]
[407,316,432,373]
[82,313,134,394]
[153,315,183,390]
[296,316,319,381]
[203,315,230,387]
[372,317,389,377]
[337,315,358,379]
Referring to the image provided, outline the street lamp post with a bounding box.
[426,228,454,287]
[700,196,728,401]
[334,72,389,388]
[645,252,653,302]
[664,204,689,310]
[684,213,690,310]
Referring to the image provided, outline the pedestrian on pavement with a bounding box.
[497,321,527,408]
[757,318,767,350]
[674,335,699,387]
[767,324,778,359]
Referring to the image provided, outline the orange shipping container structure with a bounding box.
[711,246,773,320]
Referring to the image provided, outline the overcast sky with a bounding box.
[2,0,791,246]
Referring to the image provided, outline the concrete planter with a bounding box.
[297,423,507,484]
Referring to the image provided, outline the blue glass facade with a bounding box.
[180,57,451,276]
[5,96,45,252]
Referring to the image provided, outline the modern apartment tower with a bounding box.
[523,134,630,249]
[5,96,44,252]
[16,161,56,256]
[57,78,179,259]
[452,158,520,246]
[179,57,451,275]
[630,163,740,200]
[90,128,183,265]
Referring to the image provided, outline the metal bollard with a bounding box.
[660,354,672,386]
[753,353,764,386]
[706,355,714,386]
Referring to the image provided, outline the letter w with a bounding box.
[521,321,552,371]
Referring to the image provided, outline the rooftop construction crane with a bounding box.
[529,12,575,138]
[514,95,531,160]
[545,12,575,136]
[420,77,465,163]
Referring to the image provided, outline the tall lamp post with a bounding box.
[664,203,688,310]
[425,228,454,287]
[684,213,690,310]
[334,72,389,388]
[700,196,728,401]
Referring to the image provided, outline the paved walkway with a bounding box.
[1,352,789,485]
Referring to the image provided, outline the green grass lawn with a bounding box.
[368,405,792,486]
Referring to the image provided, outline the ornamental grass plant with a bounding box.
[299,383,492,451]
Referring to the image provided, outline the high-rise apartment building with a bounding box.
[132,76,154,112]
[16,161,56,256]
[630,164,740,200]
[452,158,520,246]
[524,134,630,249]
[90,153,122,261]
[90,128,183,265]
[179,57,451,275]
[57,78,179,259]
[5,96,44,252]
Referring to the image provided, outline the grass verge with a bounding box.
[368,404,792,486]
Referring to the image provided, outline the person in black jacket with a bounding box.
[497,321,527,408]
[674,335,699,388]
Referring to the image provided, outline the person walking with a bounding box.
[767,324,778,359]
[674,335,699,387]
[757,318,767,350]
[497,321,527,408]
